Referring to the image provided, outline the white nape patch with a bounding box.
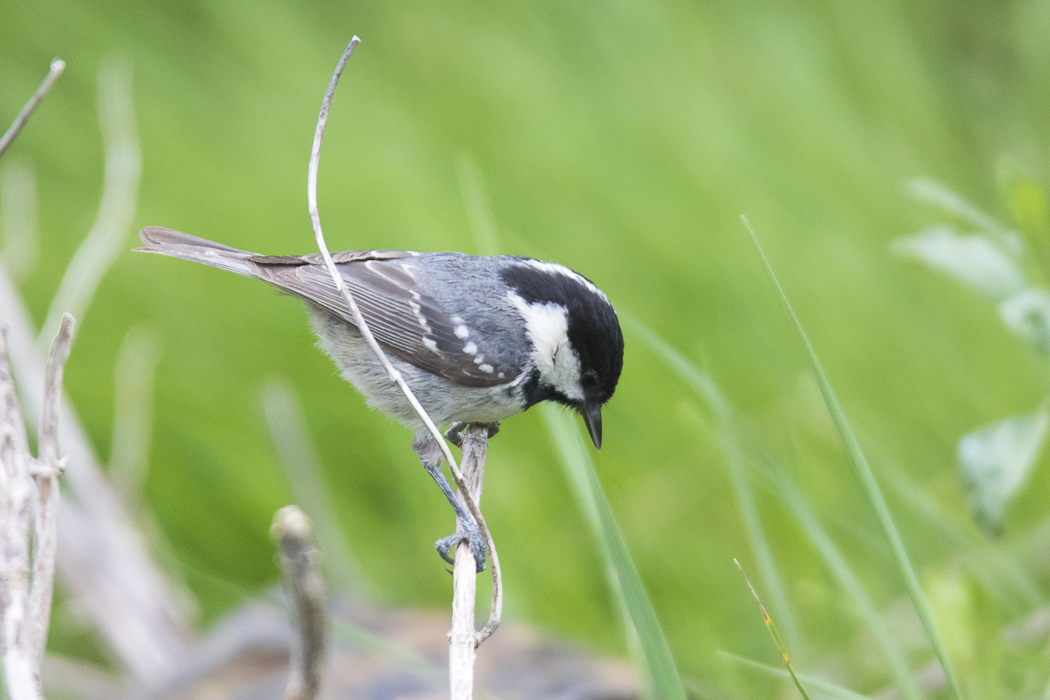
[479,363,494,373]
[515,259,608,302]
[454,325,470,339]
[507,292,584,401]
[463,341,478,355]
[422,338,438,352]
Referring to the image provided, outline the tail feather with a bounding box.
[136,226,261,278]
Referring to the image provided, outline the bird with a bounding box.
[136,226,624,572]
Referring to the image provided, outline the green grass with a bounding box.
[746,217,963,698]
[543,405,686,700]
[3,0,1050,695]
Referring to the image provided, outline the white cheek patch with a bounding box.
[508,292,584,401]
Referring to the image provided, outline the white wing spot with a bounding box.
[454,324,470,339]
[473,355,485,364]
[408,301,432,333]
[463,341,478,355]
[479,363,494,373]
[422,338,438,352]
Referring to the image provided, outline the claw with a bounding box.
[443,422,466,448]
[444,421,501,448]
[434,522,487,573]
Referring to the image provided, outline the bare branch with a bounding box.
[0,326,41,700]
[306,37,503,640]
[37,313,74,464]
[449,424,491,698]
[0,263,189,679]
[272,506,327,700]
[0,59,65,160]
[29,313,75,668]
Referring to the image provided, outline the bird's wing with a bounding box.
[247,252,517,387]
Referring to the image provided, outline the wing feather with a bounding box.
[247,252,516,387]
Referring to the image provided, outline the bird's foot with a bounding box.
[444,421,500,448]
[435,520,487,573]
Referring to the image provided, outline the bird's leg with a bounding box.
[413,433,487,573]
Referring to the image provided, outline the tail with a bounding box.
[136,227,261,278]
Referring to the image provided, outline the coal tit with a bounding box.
[137,226,624,571]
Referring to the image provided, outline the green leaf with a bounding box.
[1002,171,1050,275]
[743,216,965,700]
[997,288,1050,355]
[907,178,1003,234]
[925,569,1005,698]
[959,407,1050,536]
[542,406,687,700]
[892,227,1025,299]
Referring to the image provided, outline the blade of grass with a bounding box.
[542,405,686,700]
[624,314,800,651]
[735,559,812,700]
[742,216,964,699]
[625,318,920,697]
[719,652,869,700]
[753,448,924,700]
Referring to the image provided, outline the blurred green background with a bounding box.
[3,0,1050,696]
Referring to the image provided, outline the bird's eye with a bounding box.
[581,370,599,389]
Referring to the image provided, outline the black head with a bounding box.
[502,258,624,448]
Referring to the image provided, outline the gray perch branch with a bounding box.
[448,423,493,700]
[0,314,75,700]
[272,506,327,700]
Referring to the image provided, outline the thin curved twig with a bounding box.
[305,37,502,640]
[0,59,65,160]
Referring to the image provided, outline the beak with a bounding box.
[582,403,603,450]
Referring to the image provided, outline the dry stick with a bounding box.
[305,37,503,641]
[0,59,66,160]
[449,424,491,699]
[0,327,40,700]
[272,506,327,700]
[0,263,189,679]
[0,315,73,700]
[30,313,75,669]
